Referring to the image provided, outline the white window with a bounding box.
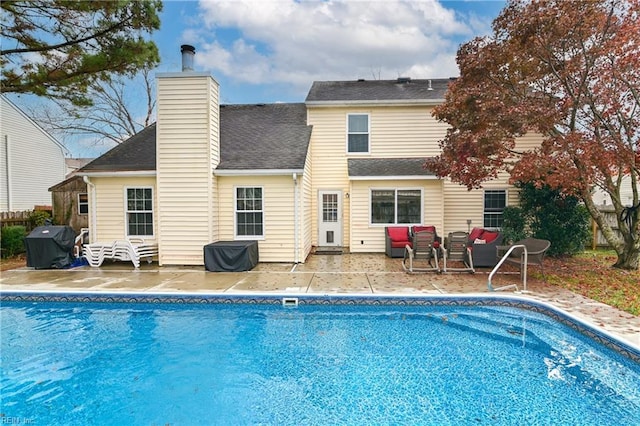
[236,187,264,238]
[78,193,88,215]
[347,113,369,153]
[484,189,507,228]
[126,187,154,236]
[371,189,422,224]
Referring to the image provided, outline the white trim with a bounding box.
[234,185,265,240]
[124,186,155,237]
[78,171,156,177]
[369,187,424,226]
[306,99,444,107]
[83,176,97,242]
[346,112,370,154]
[349,175,438,181]
[215,169,304,176]
[156,71,215,80]
[5,134,12,211]
[77,192,88,215]
[483,188,508,229]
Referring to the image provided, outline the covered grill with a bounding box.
[24,225,76,269]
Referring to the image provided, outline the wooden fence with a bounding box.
[0,206,52,232]
[592,206,620,249]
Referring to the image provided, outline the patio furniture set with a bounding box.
[385,226,550,276]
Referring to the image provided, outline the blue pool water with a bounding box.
[1,299,639,425]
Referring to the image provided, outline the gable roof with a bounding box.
[79,123,157,173]
[305,78,452,105]
[78,103,312,174]
[1,95,69,156]
[348,158,436,179]
[217,103,311,171]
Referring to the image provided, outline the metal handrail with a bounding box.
[487,244,528,292]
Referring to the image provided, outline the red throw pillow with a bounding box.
[469,227,484,241]
[388,227,409,241]
[413,225,435,234]
[483,231,499,244]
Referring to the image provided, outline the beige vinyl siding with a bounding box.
[349,179,443,253]
[1,96,67,211]
[156,73,219,265]
[218,175,298,262]
[369,106,449,157]
[443,174,518,235]
[514,133,544,152]
[307,105,445,248]
[89,177,157,243]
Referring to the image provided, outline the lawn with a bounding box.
[543,250,640,316]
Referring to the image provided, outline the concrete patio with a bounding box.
[1,253,639,349]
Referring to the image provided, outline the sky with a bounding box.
[8,0,507,157]
[156,0,506,105]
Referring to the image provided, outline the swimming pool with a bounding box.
[1,293,639,425]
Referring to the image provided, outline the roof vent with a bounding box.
[180,44,195,72]
[397,77,411,84]
[428,79,433,90]
[357,78,365,82]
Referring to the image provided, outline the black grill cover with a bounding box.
[204,241,259,272]
[24,226,76,269]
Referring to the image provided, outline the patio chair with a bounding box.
[402,229,440,273]
[496,238,551,280]
[443,231,474,273]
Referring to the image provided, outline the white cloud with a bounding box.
[189,0,488,89]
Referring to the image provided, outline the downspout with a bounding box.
[293,172,299,264]
[5,135,12,211]
[83,176,96,242]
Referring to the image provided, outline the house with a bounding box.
[0,95,68,212]
[75,45,542,266]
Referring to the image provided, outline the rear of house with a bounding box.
[74,52,543,266]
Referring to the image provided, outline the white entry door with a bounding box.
[318,190,342,246]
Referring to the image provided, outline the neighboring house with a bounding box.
[592,174,639,207]
[0,95,68,212]
[76,47,542,265]
[65,157,94,176]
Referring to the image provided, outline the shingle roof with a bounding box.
[305,78,452,103]
[79,123,156,172]
[78,104,312,173]
[348,158,436,177]
[217,103,311,170]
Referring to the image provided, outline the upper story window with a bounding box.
[236,187,264,238]
[347,113,369,153]
[78,193,88,215]
[126,187,154,236]
[484,189,507,228]
[371,189,422,224]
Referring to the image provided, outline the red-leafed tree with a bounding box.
[429,0,640,270]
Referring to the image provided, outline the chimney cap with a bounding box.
[181,44,195,54]
[180,45,195,72]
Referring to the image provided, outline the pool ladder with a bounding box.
[487,244,528,293]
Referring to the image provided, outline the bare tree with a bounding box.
[33,67,155,147]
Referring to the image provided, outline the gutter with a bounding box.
[304,99,445,107]
[293,172,299,264]
[214,169,304,177]
[83,176,97,242]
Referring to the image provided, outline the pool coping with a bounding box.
[2,290,639,363]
